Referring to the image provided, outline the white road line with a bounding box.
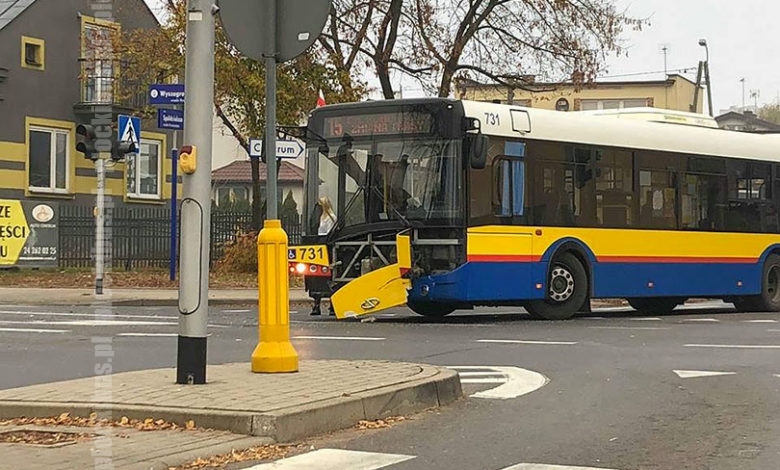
[500,464,618,470]
[587,326,670,330]
[448,366,548,399]
[673,370,736,379]
[461,377,506,384]
[245,448,415,469]
[116,333,179,337]
[221,309,251,313]
[457,371,505,377]
[0,327,70,334]
[774,374,780,378]
[292,336,385,341]
[0,320,177,327]
[685,344,780,349]
[743,319,778,323]
[477,339,578,345]
[627,317,662,321]
[0,310,178,320]
[682,318,720,322]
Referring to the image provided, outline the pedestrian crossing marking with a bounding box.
[244,448,414,469]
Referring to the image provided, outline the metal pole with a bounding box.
[252,0,298,373]
[95,157,105,295]
[169,143,179,282]
[177,0,215,385]
[265,2,278,219]
[704,61,713,117]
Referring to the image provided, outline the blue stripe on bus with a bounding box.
[407,260,762,304]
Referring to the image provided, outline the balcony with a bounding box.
[73,60,148,121]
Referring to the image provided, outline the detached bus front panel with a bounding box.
[407,226,776,304]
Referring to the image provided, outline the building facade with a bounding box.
[456,74,703,114]
[0,0,178,206]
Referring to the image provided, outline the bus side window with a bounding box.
[494,156,524,218]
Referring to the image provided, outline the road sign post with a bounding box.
[220,0,331,373]
[177,0,215,385]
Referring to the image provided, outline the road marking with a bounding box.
[627,317,662,321]
[0,327,70,334]
[774,374,780,378]
[744,319,778,323]
[685,344,780,349]
[682,318,720,322]
[477,339,577,345]
[245,448,415,469]
[0,310,178,320]
[500,464,618,470]
[292,336,385,341]
[673,370,737,379]
[222,309,251,313]
[448,366,548,399]
[117,333,179,337]
[587,326,670,330]
[0,320,177,327]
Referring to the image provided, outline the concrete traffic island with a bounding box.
[0,360,461,443]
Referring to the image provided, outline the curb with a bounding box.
[0,366,461,443]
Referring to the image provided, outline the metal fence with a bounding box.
[58,205,301,269]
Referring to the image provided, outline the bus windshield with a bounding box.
[304,136,463,235]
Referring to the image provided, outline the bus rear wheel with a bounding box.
[526,252,588,321]
[407,301,456,318]
[627,297,682,314]
[735,254,780,312]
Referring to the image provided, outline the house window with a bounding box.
[82,22,116,103]
[580,98,650,111]
[21,36,45,70]
[28,127,68,192]
[126,139,161,199]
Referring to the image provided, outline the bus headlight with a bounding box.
[295,263,307,274]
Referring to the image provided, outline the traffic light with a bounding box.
[75,124,98,160]
[111,141,137,162]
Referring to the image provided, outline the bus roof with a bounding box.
[460,100,780,162]
[577,107,719,129]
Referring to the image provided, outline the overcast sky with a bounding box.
[143,0,777,114]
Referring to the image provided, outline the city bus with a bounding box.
[287,98,780,320]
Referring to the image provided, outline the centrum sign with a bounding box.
[0,199,58,267]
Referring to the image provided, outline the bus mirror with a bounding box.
[470,134,488,169]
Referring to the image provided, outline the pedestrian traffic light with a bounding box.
[179,145,197,174]
[75,124,98,160]
[111,141,137,162]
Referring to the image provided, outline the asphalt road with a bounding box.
[1,301,780,469]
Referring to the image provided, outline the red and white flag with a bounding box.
[316,89,326,108]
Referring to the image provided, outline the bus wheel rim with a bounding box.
[549,266,575,302]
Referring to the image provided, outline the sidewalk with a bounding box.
[0,287,312,307]
[0,360,461,469]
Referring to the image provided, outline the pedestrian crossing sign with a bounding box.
[118,114,141,150]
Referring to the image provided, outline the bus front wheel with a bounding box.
[735,254,780,312]
[526,252,588,321]
[407,301,456,318]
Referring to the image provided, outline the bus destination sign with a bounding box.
[323,112,434,138]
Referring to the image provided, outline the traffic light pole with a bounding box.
[177,0,215,385]
[95,157,105,295]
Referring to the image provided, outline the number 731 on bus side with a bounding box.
[287,245,330,277]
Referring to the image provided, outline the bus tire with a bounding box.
[627,297,682,314]
[526,252,587,321]
[740,254,780,312]
[407,301,456,318]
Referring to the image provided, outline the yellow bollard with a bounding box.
[252,219,299,372]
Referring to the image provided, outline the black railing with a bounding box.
[58,206,301,269]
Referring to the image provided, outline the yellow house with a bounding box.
[0,0,180,208]
[455,74,704,114]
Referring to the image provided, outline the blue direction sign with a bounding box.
[149,84,185,105]
[158,108,184,130]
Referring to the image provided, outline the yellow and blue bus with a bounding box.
[288,98,780,320]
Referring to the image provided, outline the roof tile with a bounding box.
[211,160,305,184]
